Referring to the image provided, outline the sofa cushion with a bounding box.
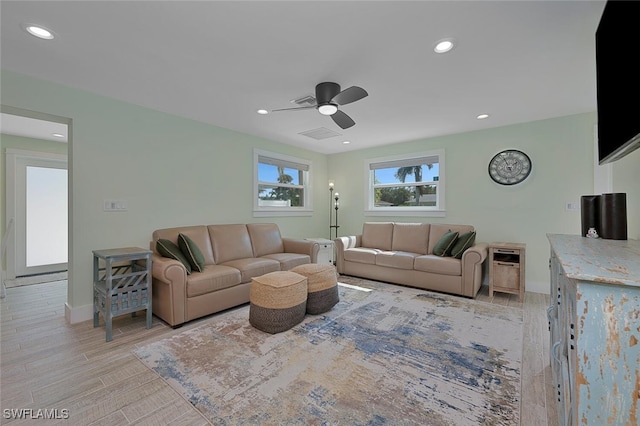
[178,233,205,273]
[428,224,475,254]
[343,247,379,265]
[156,239,192,274]
[361,222,394,250]
[153,225,215,265]
[433,230,459,257]
[261,253,310,270]
[247,223,285,257]
[451,231,477,259]
[391,223,429,255]
[375,251,417,270]
[209,224,254,264]
[414,255,462,276]
[221,257,281,283]
[186,265,242,297]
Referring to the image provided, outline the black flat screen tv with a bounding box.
[596,0,640,164]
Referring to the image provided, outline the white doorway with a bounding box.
[6,150,68,278]
[2,107,71,286]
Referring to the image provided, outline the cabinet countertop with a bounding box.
[547,234,640,287]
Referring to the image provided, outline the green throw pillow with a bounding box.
[433,230,459,257]
[451,231,476,259]
[178,233,205,273]
[156,238,192,274]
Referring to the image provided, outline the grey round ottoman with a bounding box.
[249,271,308,334]
[291,264,339,314]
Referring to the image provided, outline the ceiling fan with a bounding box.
[272,82,368,129]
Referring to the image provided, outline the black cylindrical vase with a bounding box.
[581,195,601,237]
[599,193,627,240]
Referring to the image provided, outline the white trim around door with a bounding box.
[5,149,68,278]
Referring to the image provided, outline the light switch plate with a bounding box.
[566,201,580,211]
[104,199,128,211]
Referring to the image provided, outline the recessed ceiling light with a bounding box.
[23,24,55,40]
[477,114,490,120]
[257,109,269,115]
[434,38,455,53]
[52,133,65,138]
[342,140,351,145]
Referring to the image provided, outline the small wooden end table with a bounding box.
[488,242,526,302]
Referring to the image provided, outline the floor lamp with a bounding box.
[329,182,340,240]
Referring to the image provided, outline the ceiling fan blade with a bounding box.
[332,86,368,105]
[271,106,316,112]
[331,110,356,129]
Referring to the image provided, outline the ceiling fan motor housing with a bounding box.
[315,82,341,106]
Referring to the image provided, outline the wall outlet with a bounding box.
[104,199,128,211]
[566,201,580,211]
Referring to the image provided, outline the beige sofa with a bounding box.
[150,223,319,327]
[335,222,487,298]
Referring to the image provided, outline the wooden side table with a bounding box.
[488,242,526,302]
[93,247,152,341]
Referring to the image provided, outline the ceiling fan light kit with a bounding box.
[318,104,338,116]
[272,81,368,130]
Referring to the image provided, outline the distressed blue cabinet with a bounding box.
[548,234,639,426]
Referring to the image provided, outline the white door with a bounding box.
[7,151,68,277]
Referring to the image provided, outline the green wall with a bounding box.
[328,113,639,293]
[2,70,638,319]
[1,70,328,320]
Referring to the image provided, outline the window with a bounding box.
[254,149,312,216]
[365,150,445,216]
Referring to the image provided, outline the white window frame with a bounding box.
[364,149,445,217]
[253,149,313,217]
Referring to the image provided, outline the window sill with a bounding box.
[253,209,313,218]
[364,209,446,218]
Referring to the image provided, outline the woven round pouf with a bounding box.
[291,264,339,314]
[249,271,308,334]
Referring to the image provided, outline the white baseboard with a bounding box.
[65,302,93,324]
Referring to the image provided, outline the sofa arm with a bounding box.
[151,253,188,327]
[334,235,362,274]
[282,238,320,263]
[460,242,488,297]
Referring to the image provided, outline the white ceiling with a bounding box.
[0,113,68,142]
[0,1,606,154]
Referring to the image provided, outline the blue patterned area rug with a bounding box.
[134,277,522,425]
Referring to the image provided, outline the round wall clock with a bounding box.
[488,149,532,185]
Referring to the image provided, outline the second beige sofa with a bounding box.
[335,222,487,298]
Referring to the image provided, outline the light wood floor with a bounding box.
[1,279,557,425]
